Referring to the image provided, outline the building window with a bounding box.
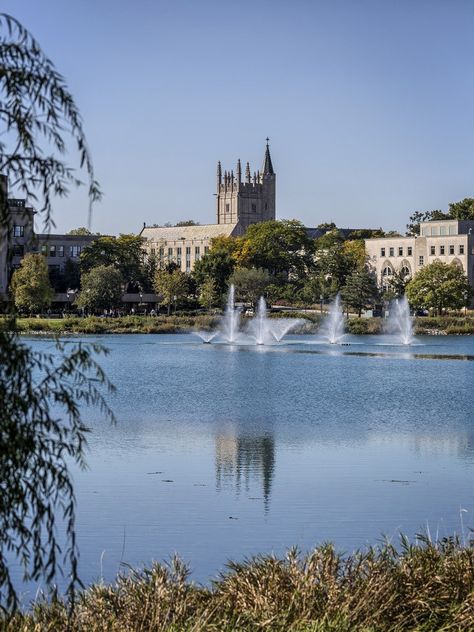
[459,245,465,255]
[49,245,56,257]
[440,245,445,255]
[167,248,173,258]
[449,225,456,235]
[407,247,412,256]
[449,245,454,255]
[186,246,191,256]
[186,261,191,272]
[204,246,210,254]
[430,246,435,256]
[70,245,81,257]
[177,247,182,256]
[419,255,424,266]
[41,244,48,256]
[440,226,447,236]
[431,226,438,236]
[13,225,24,237]
[11,244,24,257]
[58,245,64,257]
[150,248,156,256]
[382,266,393,277]
[225,203,230,213]
[251,203,257,212]
[380,248,385,257]
[398,247,403,256]
[159,247,164,258]
[389,247,394,257]
[421,227,428,236]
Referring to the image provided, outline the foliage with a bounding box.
[235,220,314,278]
[3,536,474,631]
[67,227,93,235]
[340,269,379,316]
[193,236,237,296]
[141,252,158,292]
[341,239,366,271]
[198,278,220,310]
[154,268,189,315]
[0,13,100,229]
[10,254,54,312]
[0,12,112,612]
[229,267,272,307]
[448,197,474,220]
[384,268,410,300]
[80,234,146,291]
[406,261,471,314]
[174,219,200,226]
[76,265,123,313]
[0,329,114,610]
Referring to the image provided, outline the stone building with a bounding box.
[0,175,99,302]
[139,141,276,271]
[365,218,474,304]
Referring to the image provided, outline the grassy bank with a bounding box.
[4,537,474,631]
[7,313,474,335]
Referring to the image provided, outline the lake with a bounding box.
[21,334,474,590]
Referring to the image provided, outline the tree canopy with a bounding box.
[192,235,237,296]
[229,267,272,308]
[154,268,189,314]
[76,265,124,312]
[10,253,54,313]
[405,262,471,314]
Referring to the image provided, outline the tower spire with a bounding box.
[217,160,222,187]
[245,161,251,183]
[236,159,242,184]
[261,137,274,176]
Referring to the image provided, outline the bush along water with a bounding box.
[4,535,474,631]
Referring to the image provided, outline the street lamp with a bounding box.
[320,294,324,314]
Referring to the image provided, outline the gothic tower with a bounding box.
[216,140,276,230]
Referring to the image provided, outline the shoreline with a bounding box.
[7,313,474,336]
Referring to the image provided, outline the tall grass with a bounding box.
[4,536,474,631]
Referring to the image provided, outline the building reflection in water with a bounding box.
[215,429,275,511]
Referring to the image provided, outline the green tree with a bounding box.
[154,268,189,315]
[175,219,200,226]
[229,267,272,308]
[80,234,146,291]
[448,198,474,220]
[76,265,123,313]
[10,254,54,313]
[406,261,471,314]
[198,278,220,310]
[235,220,314,278]
[0,12,106,610]
[340,269,379,316]
[193,235,237,296]
[67,227,93,235]
[385,268,410,300]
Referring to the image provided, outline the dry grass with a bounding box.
[3,536,474,631]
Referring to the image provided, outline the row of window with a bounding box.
[381,246,413,257]
[150,246,209,258]
[381,243,466,258]
[430,244,464,256]
[39,244,82,257]
[421,225,457,236]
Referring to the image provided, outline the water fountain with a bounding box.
[246,296,303,345]
[319,294,345,344]
[219,284,241,344]
[387,296,414,345]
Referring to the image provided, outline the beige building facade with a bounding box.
[139,142,276,271]
[365,219,474,305]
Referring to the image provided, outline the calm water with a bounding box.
[21,334,474,590]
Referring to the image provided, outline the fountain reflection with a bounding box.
[215,429,275,511]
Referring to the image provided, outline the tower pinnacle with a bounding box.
[262,139,274,176]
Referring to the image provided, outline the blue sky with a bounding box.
[5,0,474,234]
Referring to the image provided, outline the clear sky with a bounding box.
[5,0,474,234]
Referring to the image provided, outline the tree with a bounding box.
[448,198,474,220]
[385,268,410,300]
[342,239,366,271]
[198,278,220,310]
[76,265,123,313]
[405,262,471,314]
[235,220,314,278]
[67,227,93,235]
[10,254,54,313]
[80,234,146,291]
[193,235,237,296]
[0,13,107,610]
[154,268,189,315]
[229,267,272,308]
[175,219,200,226]
[340,270,379,316]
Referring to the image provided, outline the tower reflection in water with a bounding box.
[215,429,275,511]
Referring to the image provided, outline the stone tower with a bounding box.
[216,140,276,229]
